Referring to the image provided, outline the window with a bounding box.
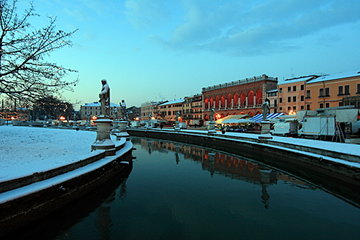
[357,84,360,94]
[293,106,296,110]
[306,90,311,98]
[319,88,329,97]
[326,103,330,108]
[288,97,291,102]
[301,95,304,101]
[345,85,350,95]
[320,103,324,108]
[288,106,291,110]
[307,105,310,110]
[338,86,343,95]
[279,88,282,93]
[301,106,304,110]
[279,98,282,103]
[288,87,291,92]
[293,86,296,91]
[301,85,304,90]
[293,96,296,102]
[279,107,282,111]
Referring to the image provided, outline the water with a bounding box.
[17,138,360,239]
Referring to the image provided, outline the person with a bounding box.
[99,79,110,117]
[262,98,270,121]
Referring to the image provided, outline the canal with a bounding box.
[15,137,360,239]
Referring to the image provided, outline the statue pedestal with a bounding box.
[260,121,271,134]
[92,118,115,155]
[174,121,181,131]
[208,121,217,134]
[113,120,130,141]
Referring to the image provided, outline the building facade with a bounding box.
[202,74,278,120]
[140,101,160,120]
[158,99,185,122]
[182,94,203,126]
[80,102,120,120]
[305,72,360,110]
[277,75,318,114]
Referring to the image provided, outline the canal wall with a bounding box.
[0,139,133,236]
[128,129,360,206]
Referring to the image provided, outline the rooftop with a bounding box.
[307,71,360,84]
[278,75,318,85]
[202,74,277,92]
[82,102,120,107]
[158,99,185,106]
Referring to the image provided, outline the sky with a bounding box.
[16,0,360,109]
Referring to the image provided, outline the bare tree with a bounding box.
[0,0,78,101]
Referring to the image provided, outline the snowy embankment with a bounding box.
[0,126,100,182]
[182,129,360,156]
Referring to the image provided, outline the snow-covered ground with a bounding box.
[0,126,100,182]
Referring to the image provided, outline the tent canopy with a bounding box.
[216,114,249,124]
[250,113,285,122]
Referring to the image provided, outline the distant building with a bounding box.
[0,107,29,121]
[158,99,185,122]
[80,102,120,120]
[183,94,203,126]
[266,89,278,113]
[140,101,160,120]
[202,74,278,120]
[127,106,141,120]
[305,71,360,110]
[277,75,318,114]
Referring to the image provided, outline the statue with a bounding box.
[209,108,215,122]
[120,99,127,120]
[262,99,270,121]
[175,111,180,121]
[99,79,110,117]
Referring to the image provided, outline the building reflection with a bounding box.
[134,137,312,209]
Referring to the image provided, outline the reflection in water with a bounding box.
[32,137,359,240]
[132,137,312,210]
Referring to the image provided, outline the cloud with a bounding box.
[124,0,173,28]
[124,0,360,56]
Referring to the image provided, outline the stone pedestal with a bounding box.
[260,121,271,134]
[174,121,181,131]
[114,120,130,141]
[118,120,128,131]
[208,121,217,134]
[92,118,115,155]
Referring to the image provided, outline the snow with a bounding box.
[0,140,132,204]
[279,75,315,84]
[142,128,360,158]
[83,102,119,107]
[307,71,360,84]
[0,126,118,182]
[158,98,184,106]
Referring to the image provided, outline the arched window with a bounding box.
[227,94,233,108]
[248,90,254,106]
[233,93,239,107]
[256,89,262,105]
[240,92,246,107]
[215,96,220,109]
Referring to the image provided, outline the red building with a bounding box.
[202,74,278,120]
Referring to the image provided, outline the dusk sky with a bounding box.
[21,0,360,108]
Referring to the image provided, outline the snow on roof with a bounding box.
[266,89,278,93]
[308,71,360,84]
[83,102,119,107]
[159,99,184,106]
[279,75,317,85]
